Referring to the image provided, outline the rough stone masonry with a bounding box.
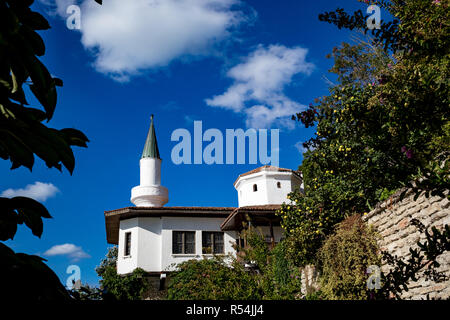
[363,187,450,299]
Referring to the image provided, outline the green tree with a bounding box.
[236,227,303,299]
[96,246,149,300]
[167,227,303,300]
[167,255,262,300]
[0,0,102,300]
[318,215,380,300]
[281,0,449,267]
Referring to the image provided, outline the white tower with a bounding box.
[234,166,303,207]
[131,115,169,207]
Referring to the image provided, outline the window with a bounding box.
[253,184,258,192]
[172,231,195,254]
[124,232,131,256]
[277,182,281,188]
[235,238,245,252]
[202,232,224,254]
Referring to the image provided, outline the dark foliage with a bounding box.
[0,0,101,300]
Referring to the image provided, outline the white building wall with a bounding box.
[161,216,236,272]
[117,218,139,274]
[265,175,295,205]
[236,171,302,207]
[117,216,238,274]
[236,174,269,207]
[136,217,162,272]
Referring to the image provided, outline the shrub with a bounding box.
[260,241,303,300]
[281,0,450,267]
[235,225,270,272]
[96,247,149,300]
[317,215,380,300]
[167,256,261,300]
[236,227,303,300]
[167,227,304,300]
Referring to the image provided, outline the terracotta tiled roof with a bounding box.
[234,166,301,186]
[220,204,281,231]
[104,205,282,244]
[104,206,236,244]
[233,204,281,211]
[105,206,236,215]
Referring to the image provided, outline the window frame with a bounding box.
[124,232,132,257]
[202,231,225,254]
[172,231,196,255]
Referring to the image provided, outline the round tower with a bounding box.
[131,115,169,207]
[234,166,303,207]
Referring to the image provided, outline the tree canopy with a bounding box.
[281,0,449,269]
[0,0,97,300]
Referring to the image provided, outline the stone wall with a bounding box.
[363,188,450,299]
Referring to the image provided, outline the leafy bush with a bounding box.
[281,0,449,267]
[317,215,380,300]
[304,291,324,300]
[259,241,303,300]
[96,247,149,300]
[235,227,303,300]
[236,225,270,271]
[167,256,261,300]
[167,227,304,300]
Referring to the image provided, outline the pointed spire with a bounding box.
[141,114,160,159]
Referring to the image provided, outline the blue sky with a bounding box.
[1,0,374,287]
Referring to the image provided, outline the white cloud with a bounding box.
[44,243,91,262]
[294,140,315,155]
[1,182,59,202]
[294,141,307,154]
[42,0,248,81]
[205,44,314,128]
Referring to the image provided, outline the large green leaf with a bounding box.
[1,0,88,174]
[0,198,18,241]
[10,196,51,219]
[21,10,50,30]
[0,243,71,300]
[0,101,89,172]
[0,196,51,240]
[26,56,56,119]
[60,128,90,148]
[40,127,75,173]
[0,129,34,170]
[20,25,45,56]
[12,196,51,237]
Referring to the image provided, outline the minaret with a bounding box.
[131,115,169,207]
